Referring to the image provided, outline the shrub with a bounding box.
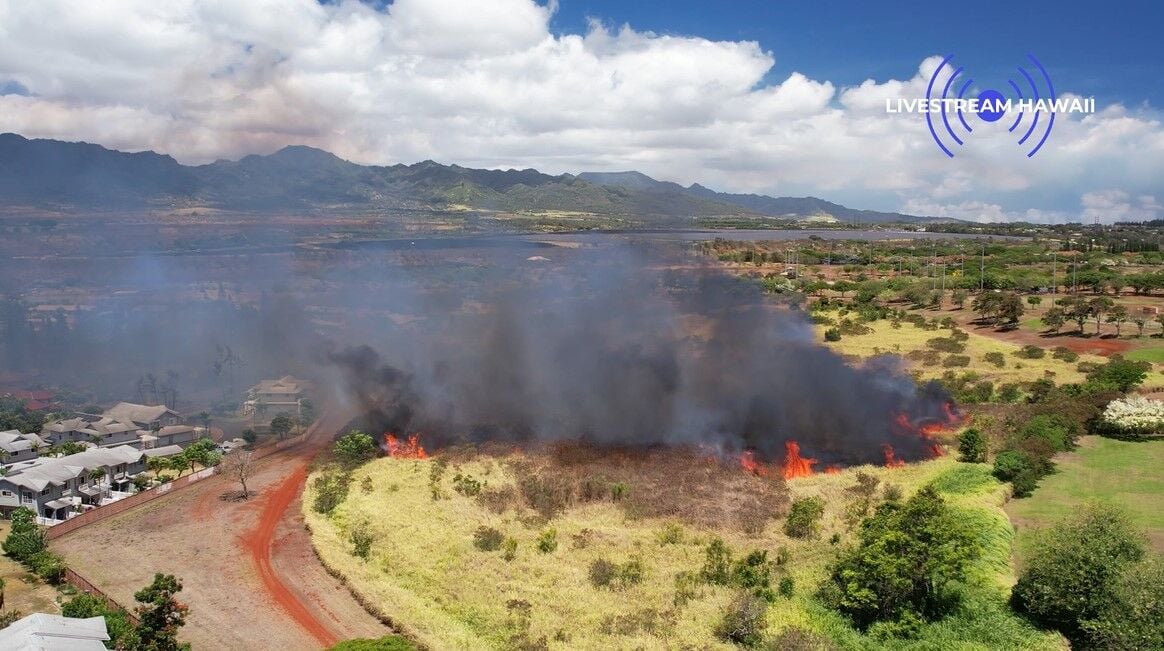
[983,351,1006,368]
[821,487,979,630]
[609,481,630,502]
[823,327,841,342]
[778,576,795,598]
[656,522,684,546]
[589,558,617,588]
[333,430,378,467]
[535,528,558,554]
[997,383,1022,403]
[472,526,504,552]
[673,571,703,608]
[311,470,351,515]
[942,354,971,368]
[959,428,987,463]
[1016,345,1046,359]
[766,626,834,650]
[2,507,46,561]
[1051,346,1079,362]
[28,550,66,583]
[731,550,775,600]
[350,522,375,560]
[992,450,1032,482]
[701,538,733,585]
[715,591,768,648]
[360,476,373,494]
[1101,396,1164,438]
[502,537,518,561]
[926,337,965,353]
[618,558,645,587]
[1086,355,1151,392]
[451,473,482,497]
[1012,504,1146,647]
[784,497,825,539]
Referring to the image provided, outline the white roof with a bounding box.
[1,445,144,492]
[102,402,178,425]
[143,445,183,458]
[0,613,109,650]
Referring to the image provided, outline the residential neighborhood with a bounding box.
[0,445,147,522]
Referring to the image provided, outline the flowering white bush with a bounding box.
[1102,396,1164,436]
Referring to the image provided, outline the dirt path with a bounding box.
[53,405,390,649]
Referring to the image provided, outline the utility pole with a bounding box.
[1051,251,1057,306]
[979,243,985,291]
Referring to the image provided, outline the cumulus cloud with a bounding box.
[0,0,1161,222]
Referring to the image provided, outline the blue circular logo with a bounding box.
[976,89,1007,122]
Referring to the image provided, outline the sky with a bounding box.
[0,0,1161,223]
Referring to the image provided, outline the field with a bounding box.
[819,319,1106,385]
[304,451,1062,650]
[0,521,62,617]
[1007,436,1164,556]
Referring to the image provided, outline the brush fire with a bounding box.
[332,246,968,477]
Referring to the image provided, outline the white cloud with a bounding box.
[0,0,1160,222]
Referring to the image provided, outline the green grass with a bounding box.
[1007,436,1164,560]
[1124,345,1164,363]
[304,454,1061,650]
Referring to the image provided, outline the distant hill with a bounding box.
[0,133,937,222]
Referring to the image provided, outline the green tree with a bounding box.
[1105,304,1129,337]
[956,428,987,463]
[1088,296,1115,334]
[951,289,969,309]
[130,573,190,651]
[1080,556,1164,650]
[1041,307,1066,333]
[822,486,979,630]
[783,497,825,539]
[2,507,46,561]
[333,430,378,468]
[268,413,295,440]
[1011,504,1145,647]
[1087,355,1151,392]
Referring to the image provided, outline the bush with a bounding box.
[1101,396,1164,438]
[997,383,1022,403]
[472,526,504,552]
[957,429,986,463]
[784,497,825,539]
[350,522,374,560]
[1012,504,1146,647]
[716,591,768,648]
[942,354,971,368]
[1016,345,1046,359]
[451,473,483,497]
[701,538,733,585]
[311,471,352,515]
[333,430,378,467]
[1086,355,1151,392]
[535,528,558,554]
[927,337,965,353]
[656,522,684,545]
[1051,346,1079,362]
[28,550,66,583]
[983,351,1006,368]
[777,576,795,598]
[821,486,979,630]
[618,558,645,587]
[823,327,841,342]
[992,450,1032,482]
[502,537,518,562]
[731,550,775,600]
[2,507,46,561]
[765,626,834,650]
[588,558,617,588]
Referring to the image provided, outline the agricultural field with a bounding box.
[304,450,1062,650]
[1007,436,1164,556]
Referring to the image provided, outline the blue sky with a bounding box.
[551,0,1164,109]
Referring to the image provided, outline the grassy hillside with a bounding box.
[305,452,1062,650]
[1007,436,1164,558]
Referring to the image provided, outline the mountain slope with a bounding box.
[0,133,933,222]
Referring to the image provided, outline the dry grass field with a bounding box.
[304,448,1062,650]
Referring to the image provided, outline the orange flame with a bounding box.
[882,444,905,468]
[385,433,428,459]
[824,464,841,474]
[739,450,767,476]
[781,441,817,479]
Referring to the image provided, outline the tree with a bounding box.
[1080,556,1164,650]
[178,438,220,475]
[2,507,46,561]
[951,289,969,309]
[996,292,1025,326]
[972,292,1001,323]
[334,430,378,468]
[268,413,295,440]
[783,497,825,539]
[956,428,987,463]
[1011,504,1145,647]
[1105,304,1128,337]
[1132,316,1147,337]
[241,428,257,445]
[1087,355,1151,392]
[147,456,170,478]
[220,451,256,499]
[1088,296,1115,334]
[822,486,979,630]
[130,574,190,651]
[1059,296,1091,334]
[1041,307,1066,334]
[1027,295,1042,308]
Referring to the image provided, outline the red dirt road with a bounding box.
[53,405,390,649]
[243,463,335,647]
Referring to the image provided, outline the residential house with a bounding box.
[102,402,182,430]
[153,425,197,448]
[245,376,304,421]
[0,613,109,650]
[0,430,48,465]
[0,445,146,520]
[42,416,142,448]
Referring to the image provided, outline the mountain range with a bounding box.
[0,133,934,223]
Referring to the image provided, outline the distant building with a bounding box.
[42,416,141,448]
[0,430,48,465]
[102,402,182,430]
[244,376,304,420]
[0,613,109,650]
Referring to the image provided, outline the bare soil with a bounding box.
[52,407,390,650]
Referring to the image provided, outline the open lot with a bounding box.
[51,408,390,650]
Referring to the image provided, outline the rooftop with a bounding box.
[0,613,109,650]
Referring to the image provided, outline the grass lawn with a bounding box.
[819,320,1104,386]
[305,455,1060,650]
[1007,436,1164,559]
[1124,343,1164,363]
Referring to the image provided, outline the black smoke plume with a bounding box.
[328,241,954,466]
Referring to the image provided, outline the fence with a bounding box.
[46,431,308,540]
[62,567,140,625]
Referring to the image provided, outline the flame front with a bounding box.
[385,433,428,459]
[882,444,905,468]
[781,441,817,479]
